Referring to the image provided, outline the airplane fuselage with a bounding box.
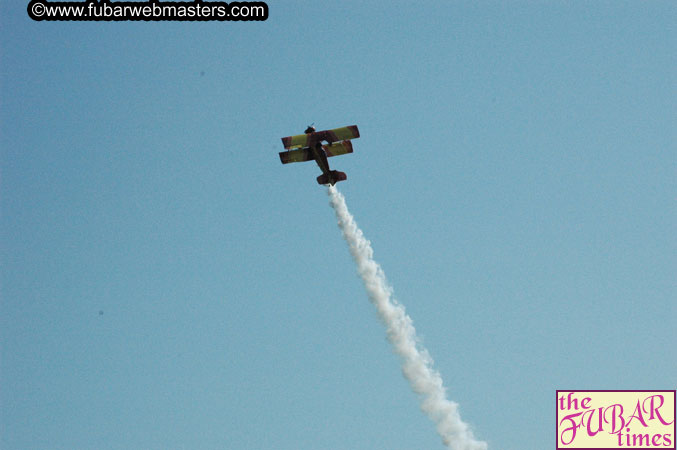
[309,141,332,180]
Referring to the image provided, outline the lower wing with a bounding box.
[279,147,313,164]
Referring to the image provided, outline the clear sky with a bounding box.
[1,1,675,449]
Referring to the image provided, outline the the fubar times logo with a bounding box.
[557,390,676,449]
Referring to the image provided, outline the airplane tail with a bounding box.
[317,170,347,186]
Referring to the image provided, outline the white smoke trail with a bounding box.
[327,185,487,450]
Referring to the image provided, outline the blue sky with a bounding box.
[1,1,675,449]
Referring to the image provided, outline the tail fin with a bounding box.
[317,170,347,186]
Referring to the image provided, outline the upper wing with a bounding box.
[315,125,360,144]
[323,140,354,158]
[279,147,313,164]
[281,134,310,150]
[281,125,360,149]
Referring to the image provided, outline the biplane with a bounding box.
[279,125,360,185]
